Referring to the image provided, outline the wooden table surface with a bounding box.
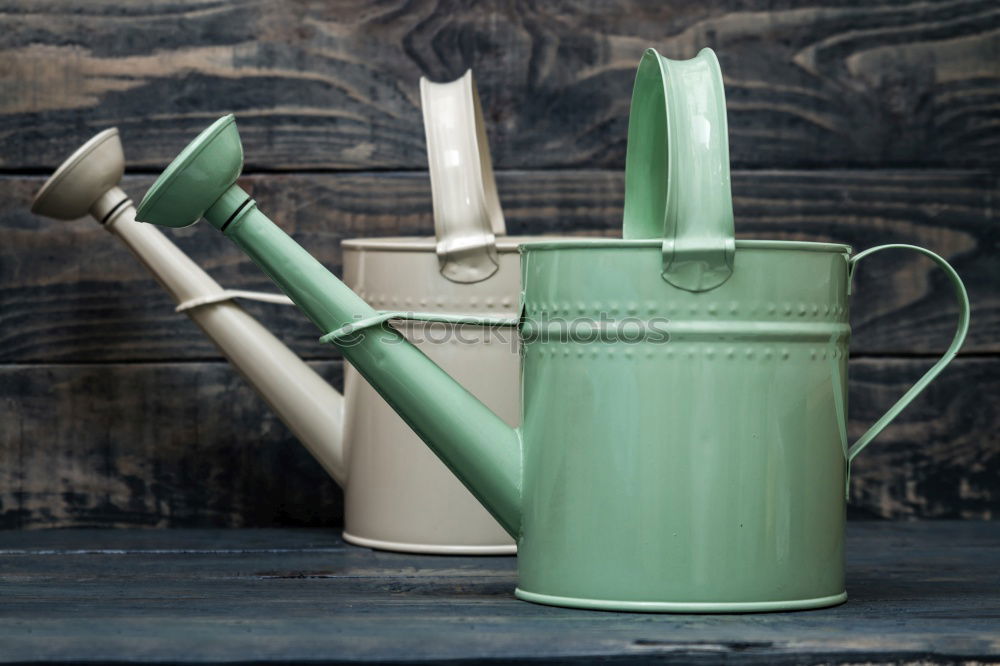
[0,522,997,664]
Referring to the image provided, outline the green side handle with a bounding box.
[846,244,971,464]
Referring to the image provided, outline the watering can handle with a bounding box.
[421,70,506,284]
[622,48,735,292]
[847,244,970,462]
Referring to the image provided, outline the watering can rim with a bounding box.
[341,234,576,253]
[518,238,853,254]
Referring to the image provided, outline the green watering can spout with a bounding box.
[135,115,524,537]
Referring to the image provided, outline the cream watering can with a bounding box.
[135,48,969,612]
[336,72,553,554]
[32,73,528,554]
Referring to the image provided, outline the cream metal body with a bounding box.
[339,238,524,552]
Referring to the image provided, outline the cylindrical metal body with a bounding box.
[339,237,527,553]
[515,239,853,612]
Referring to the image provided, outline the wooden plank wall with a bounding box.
[0,1,997,527]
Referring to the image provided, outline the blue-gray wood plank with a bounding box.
[0,522,997,664]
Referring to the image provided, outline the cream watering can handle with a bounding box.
[421,70,506,284]
[623,48,735,292]
[847,244,970,462]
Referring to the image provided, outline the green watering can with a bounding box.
[135,48,969,612]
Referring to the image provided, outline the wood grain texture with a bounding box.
[0,358,994,528]
[1,0,997,170]
[848,357,998,520]
[2,169,994,363]
[0,524,997,664]
[0,361,344,529]
[0,0,996,529]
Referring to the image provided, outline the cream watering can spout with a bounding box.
[31,127,348,485]
[135,115,524,536]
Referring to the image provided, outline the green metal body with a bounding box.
[517,239,850,610]
[135,47,969,612]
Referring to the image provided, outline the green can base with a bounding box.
[514,588,848,613]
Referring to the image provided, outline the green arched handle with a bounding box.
[847,244,970,463]
[622,47,735,292]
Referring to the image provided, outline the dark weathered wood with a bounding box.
[0,361,344,529]
[1,0,998,170]
[848,358,999,520]
[1,169,994,363]
[0,0,996,535]
[0,358,995,528]
[0,523,997,664]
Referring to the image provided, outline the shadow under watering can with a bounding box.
[134,48,969,612]
[32,72,537,554]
